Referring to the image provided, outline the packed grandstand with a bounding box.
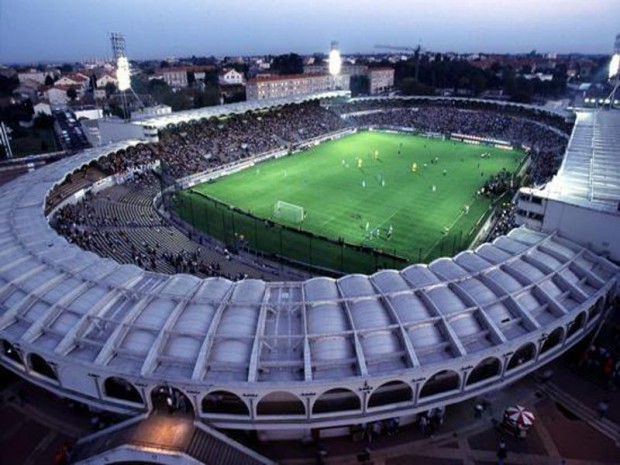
[48,98,571,280]
[0,96,617,446]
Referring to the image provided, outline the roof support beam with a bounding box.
[417,290,467,356]
[191,286,235,381]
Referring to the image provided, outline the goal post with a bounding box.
[273,200,305,223]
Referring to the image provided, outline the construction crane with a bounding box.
[375,44,424,81]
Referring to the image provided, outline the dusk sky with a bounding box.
[1,0,618,63]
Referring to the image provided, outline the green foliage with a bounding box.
[33,113,54,129]
[350,75,370,96]
[0,75,19,97]
[271,53,303,75]
[104,82,117,97]
[399,77,434,96]
[66,88,77,101]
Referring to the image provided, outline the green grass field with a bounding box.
[176,131,523,273]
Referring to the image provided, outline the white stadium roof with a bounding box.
[0,140,617,388]
[543,109,620,212]
[133,91,351,130]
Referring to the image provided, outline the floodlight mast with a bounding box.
[109,32,143,120]
[329,41,342,76]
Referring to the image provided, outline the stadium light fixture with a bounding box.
[609,54,620,80]
[329,41,342,76]
[116,56,131,91]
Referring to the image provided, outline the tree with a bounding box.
[44,75,54,86]
[0,75,19,97]
[350,75,369,96]
[399,77,434,96]
[66,88,78,101]
[33,113,54,129]
[271,54,303,75]
[104,82,117,97]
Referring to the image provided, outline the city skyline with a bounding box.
[1,0,619,64]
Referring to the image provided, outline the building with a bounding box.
[33,100,52,116]
[515,110,620,261]
[303,64,393,95]
[159,68,189,87]
[304,63,369,77]
[219,68,245,86]
[157,66,216,88]
[41,86,75,105]
[17,70,48,85]
[246,73,349,100]
[96,73,118,89]
[55,73,90,93]
[367,67,395,94]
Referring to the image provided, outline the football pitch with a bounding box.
[177,131,523,273]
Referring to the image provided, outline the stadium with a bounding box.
[0,94,618,463]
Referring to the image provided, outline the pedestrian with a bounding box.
[475,403,484,418]
[166,395,175,415]
[497,442,508,465]
[419,414,428,435]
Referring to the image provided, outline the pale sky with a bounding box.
[0,0,618,63]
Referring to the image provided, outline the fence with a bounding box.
[175,190,408,275]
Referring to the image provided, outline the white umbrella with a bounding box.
[505,405,535,427]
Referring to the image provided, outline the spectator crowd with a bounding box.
[48,98,574,280]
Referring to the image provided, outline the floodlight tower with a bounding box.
[110,32,142,119]
[329,41,342,76]
[609,33,620,109]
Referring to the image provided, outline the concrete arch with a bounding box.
[150,385,194,416]
[420,370,460,399]
[256,391,305,416]
[566,312,587,339]
[313,388,361,414]
[589,297,605,320]
[540,327,564,355]
[368,380,413,408]
[1,339,23,366]
[507,342,537,371]
[28,353,57,380]
[466,357,501,386]
[104,377,143,404]
[202,390,249,416]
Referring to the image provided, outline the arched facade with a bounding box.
[257,391,305,416]
[150,385,194,416]
[420,370,460,399]
[202,391,249,416]
[104,377,143,404]
[507,343,537,371]
[28,353,57,381]
[368,380,413,408]
[1,339,23,366]
[313,388,361,414]
[466,357,501,386]
[566,312,586,339]
[540,327,564,355]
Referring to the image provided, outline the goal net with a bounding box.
[273,200,305,223]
